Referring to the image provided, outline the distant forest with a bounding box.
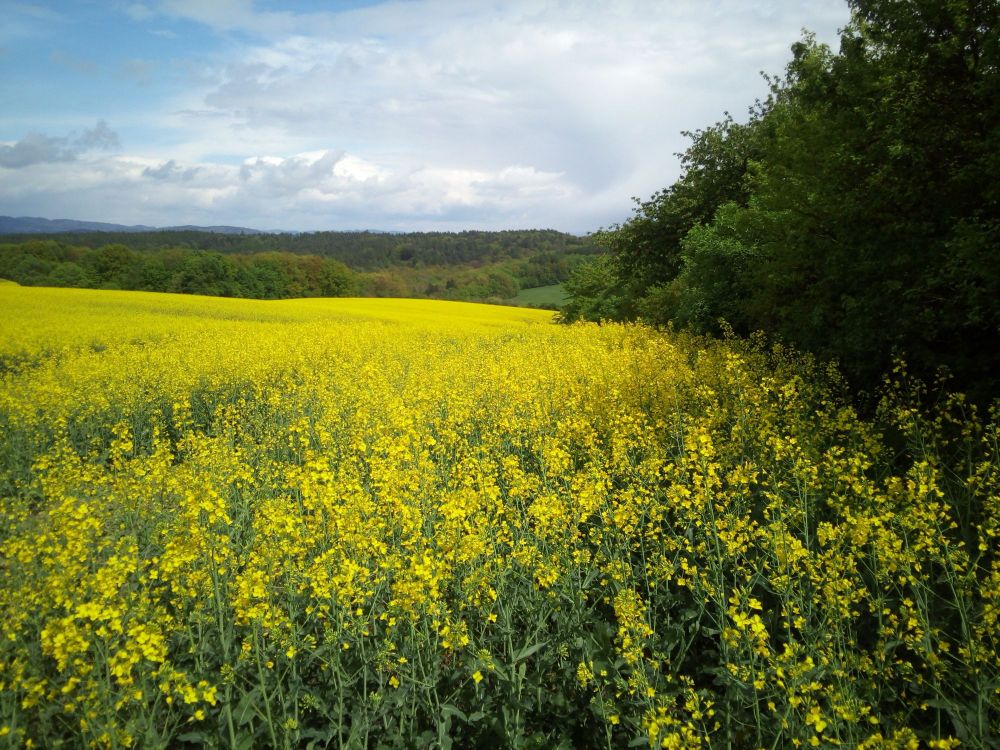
[0,229,597,306]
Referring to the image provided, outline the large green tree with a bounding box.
[582,115,765,324]
[739,1,1000,391]
[572,0,1000,396]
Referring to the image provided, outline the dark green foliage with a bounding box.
[557,256,634,323]
[172,252,239,297]
[0,230,597,305]
[0,243,359,301]
[46,261,91,288]
[591,115,763,305]
[0,229,594,272]
[568,0,1000,399]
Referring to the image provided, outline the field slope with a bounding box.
[0,285,997,748]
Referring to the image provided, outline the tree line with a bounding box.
[0,235,596,304]
[0,242,356,299]
[0,229,592,271]
[562,0,999,400]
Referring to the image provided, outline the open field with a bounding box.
[507,284,567,309]
[0,284,997,748]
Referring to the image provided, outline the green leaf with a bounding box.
[513,641,547,663]
[441,705,468,723]
[234,688,262,727]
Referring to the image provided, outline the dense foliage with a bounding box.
[0,242,356,300]
[563,0,1000,399]
[0,232,595,304]
[0,229,592,271]
[1,285,997,748]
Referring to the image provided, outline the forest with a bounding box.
[0,230,596,305]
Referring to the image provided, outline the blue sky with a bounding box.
[0,1,850,232]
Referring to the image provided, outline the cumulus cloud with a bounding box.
[4,1,851,230]
[172,0,849,212]
[0,121,120,169]
[239,149,345,187]
[0,133,77,169]
[74,121,121,151]
[142,159,200,180]
[0,147,580,230]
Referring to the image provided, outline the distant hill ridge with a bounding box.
[0,223,597,307]
[0,216,272,235]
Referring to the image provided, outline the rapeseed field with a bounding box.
[0,283,997,748]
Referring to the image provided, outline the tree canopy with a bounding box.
[0,230,598,306]
[563,0,999,398]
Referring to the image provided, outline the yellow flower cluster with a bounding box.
[0,284,996,748]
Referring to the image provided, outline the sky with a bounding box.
[0,1,851,233]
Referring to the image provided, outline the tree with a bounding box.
[170,252,238,297]
[565,0,1000,397]
[86,244,139,288]
[314,257,356,297]
[587,114,767,324]
[47,261,91,288]
[730,2,1000,393]
[557,256,633,323]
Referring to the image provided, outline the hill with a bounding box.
[0,216,156,233]
[0,216,271,235]
[0,229,598,307]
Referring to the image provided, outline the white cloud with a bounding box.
[141,159,200,180]
[74,121,120,151]
[0,121,120,169]
[0,147,581,230]
[159,0,848,222]
[0,133,78,169]
[3,1,851,230]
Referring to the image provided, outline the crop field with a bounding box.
[0,283,997,749]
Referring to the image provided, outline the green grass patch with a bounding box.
[508,283,566,308]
